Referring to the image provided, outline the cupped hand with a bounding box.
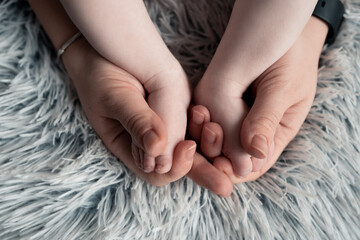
[189,17,329,183]
[60,38,193,185]
[60,38,233,194]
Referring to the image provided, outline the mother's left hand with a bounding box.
[188,16,328,185]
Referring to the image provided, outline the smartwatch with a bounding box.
[312,0,345,44]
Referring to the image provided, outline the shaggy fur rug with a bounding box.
[0,0,359,239]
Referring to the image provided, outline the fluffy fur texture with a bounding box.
[0,0,359,239]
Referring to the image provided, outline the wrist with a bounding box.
[303,16,330,55]
[61,37,93,81]
[309,16,330,42]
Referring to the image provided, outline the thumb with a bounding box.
[105,85,167,157]
[241,87,289,159]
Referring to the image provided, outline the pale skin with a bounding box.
[28,0,329,196]
[60,0,191,174]
[193,0,318,177]
[59,0,317,177]
[28,0,233,194]
[190,16,329,183]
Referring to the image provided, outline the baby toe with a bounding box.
[224,147,253,177]
[142,153,156,173]
[251,156,266,172]
[155,155,173,174]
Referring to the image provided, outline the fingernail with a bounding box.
[251,135,268,159]
[185,144,197,162]
[142,130,158,153]
[192,110,204,125]
[204,126,216,144]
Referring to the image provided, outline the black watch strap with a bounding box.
[312,0,345,44]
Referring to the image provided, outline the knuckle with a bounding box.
[252,113,281,133]
[125,112,152,137]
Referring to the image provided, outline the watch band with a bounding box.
[312,0,345,44]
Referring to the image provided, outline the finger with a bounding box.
[200,122,223,159]
[187,153,233,197]
[213,154,269,183]
[212,156,238,183]
[220,135,275,183]
[162,140,196,180]
[188,105,211,142]
[241,85,289,160]
[103,84,167,158]
[220,98,312,183]
[213,155,268,183]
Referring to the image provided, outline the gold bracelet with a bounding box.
[57,32,82,58]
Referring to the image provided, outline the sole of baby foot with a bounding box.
[224,150,253,177]
[144,67,190,174]
[194,76,254,177]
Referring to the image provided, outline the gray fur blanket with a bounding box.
[0,0,359,239]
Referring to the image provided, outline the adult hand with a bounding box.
[60,38,233,195]
[29,0,233,194]
[189,16,329,183]
[60,38,193,185]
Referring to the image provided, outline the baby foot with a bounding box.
[193,74,265,177]
[59,0,192,174]
[137,64,191,174]
[188,105,271,183]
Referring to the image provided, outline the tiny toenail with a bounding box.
[204,127,216,144]
[251,135,268,159]
[155,164,164,172]
[192,110,204,125]
[143,166,153,173]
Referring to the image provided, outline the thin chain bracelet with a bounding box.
[57,32,82,59]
